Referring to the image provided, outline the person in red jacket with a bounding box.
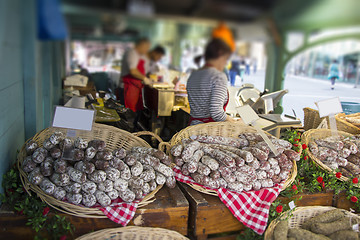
[120,38,153,129]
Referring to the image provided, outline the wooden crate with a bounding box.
[278,191,334,207]
[178,183,245,240]
[0,184,189,239]
[334,191,356,211]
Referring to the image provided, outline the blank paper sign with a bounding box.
[236,105,260,125]
[316,97,343,117]
[52,106,95,131]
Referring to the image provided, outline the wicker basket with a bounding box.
[76,226,189,240]
[336,113,360,135]
[301,128,354,183]
[303,107,360,134]
[264,206,360,240]
[17,123,163,218]
[303,107,327,130]
[160,122,297,196]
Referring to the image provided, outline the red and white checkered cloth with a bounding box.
[173,166,283,235]
[90,197,139,226]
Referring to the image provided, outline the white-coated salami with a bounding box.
[181,141,201,161]
[82,180,97,194]
[95,190,111,207]
[119,189,135,203]
[113,178,129,192]
[171,144,183,157]
[82,193,97,207]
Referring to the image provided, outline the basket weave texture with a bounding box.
[301,128,354,183]
[75,226,189,240]
[167,122,297,195]
[303,107,360,134]
[336,112,360,134]
[17,123,162,218]
[264,206,360,240]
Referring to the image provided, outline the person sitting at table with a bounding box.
[187,38,236,125]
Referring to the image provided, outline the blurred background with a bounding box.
[62,0,360,121]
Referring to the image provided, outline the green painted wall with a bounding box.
[0,0,26,191]
[0,0,65,193]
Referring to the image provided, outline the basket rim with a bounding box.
[301,128,357,184]
[17,123,163,218]
[335,114,360,131]
[75,226,189,240]
[168,122,297,194]
[264,206,359,240]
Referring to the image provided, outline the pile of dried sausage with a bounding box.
[309,135,360,178]
[22,132,175,207]
[171,133,298,193]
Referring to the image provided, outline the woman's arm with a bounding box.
[209,73,228,122]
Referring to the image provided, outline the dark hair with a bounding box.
[194,55,202,64]
[135,37,150,46]
[152,45,166,55]
[204,38,232,61]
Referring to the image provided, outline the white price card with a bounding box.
[315,97,343,137]
[315,97,342,118]
[236,105,260,125]
[353,224,359,232]
[288,201,296,210]
[236,105,279,156]
[52,106,95,131]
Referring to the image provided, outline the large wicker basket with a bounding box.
[264,206,360,240]
[160,122,297,196]
[76,226,189,240]
[301,129,354,183]
[17,123,163,218]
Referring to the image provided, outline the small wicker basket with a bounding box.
[17,123,163,218]
[303,107,326,130]
[75,226,189,240]
[303,107,360,134]
[160,122,297,196]
[301,128,355,183]
[336,113,360,135]
[264,206,360,240]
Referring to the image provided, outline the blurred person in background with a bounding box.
[229,59,241,86]
[147,45,166,75]
[119,37,153,129]
[253,58,257,74]
[245,57,251,75]
[186,55,203,73]
[187,38,236,125]
[328,59,340,90]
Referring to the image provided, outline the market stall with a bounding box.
[2,108,360,240]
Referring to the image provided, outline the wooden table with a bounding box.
[0,184,189,239]
[179,183,245,240]
[179,182,338,240]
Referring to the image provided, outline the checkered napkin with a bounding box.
[98,198,139,226]
[173,166,283,235]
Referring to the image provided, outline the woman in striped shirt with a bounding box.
[187,38,236,125]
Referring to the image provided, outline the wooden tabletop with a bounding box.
[178,183,245,240]
[0,184,189,239]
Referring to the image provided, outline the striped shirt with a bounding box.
[187,67,228,125]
